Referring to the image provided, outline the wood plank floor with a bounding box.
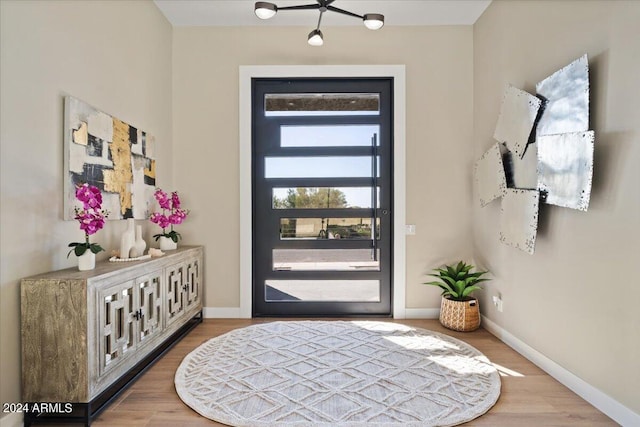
[88,318,616,427]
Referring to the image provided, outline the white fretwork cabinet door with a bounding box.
[98,280,136,375]
[135,271,164,347]
[165,263,185,327]
[185,258,201,311]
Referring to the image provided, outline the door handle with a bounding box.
[371,134,378,262]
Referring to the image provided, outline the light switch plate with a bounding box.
[405,225,416,235]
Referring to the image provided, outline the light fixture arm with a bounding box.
[326,5,363,20]
[316,9,324,30]
[276,3,320,11]
[254,0,384,45]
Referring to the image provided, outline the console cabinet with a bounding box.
[21,246,203,426]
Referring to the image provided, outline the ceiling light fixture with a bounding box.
[254,0,384,46]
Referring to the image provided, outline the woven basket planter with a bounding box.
[439,297,481,332]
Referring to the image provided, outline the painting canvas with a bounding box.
[64,96,156,220]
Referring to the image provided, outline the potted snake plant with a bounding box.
[424,261,490,332]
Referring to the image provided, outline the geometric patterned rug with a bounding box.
[175,321,500,426]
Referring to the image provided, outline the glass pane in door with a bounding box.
[265,93,380,116]
[280,125,380,147]
[273,187,379,209]
[265,280,380,302]
[280,218,380,240]
[265,156,379,179]
[273,249,380,271]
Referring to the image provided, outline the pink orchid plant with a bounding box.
[150,188,189,243]
[68,183,109,257]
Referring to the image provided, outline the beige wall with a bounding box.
[0,0,172,421]
[473,0,640,414]
[4,0,635,423]
[172,26,475,309]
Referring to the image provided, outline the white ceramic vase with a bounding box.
[78,250,96,271]
[119,218,135,259]
[159,236,177,251]
[130,225,146,258]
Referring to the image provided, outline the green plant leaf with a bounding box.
[74,245,87,257]
[423,281,447,288]
[461,285,483,298]
[90,244,104,254]
[466,271,485,279]
[440,276,457,288]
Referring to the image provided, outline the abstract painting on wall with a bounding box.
[64,96,156,220]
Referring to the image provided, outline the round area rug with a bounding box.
[175,321,500,427]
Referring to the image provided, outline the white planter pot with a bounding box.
[78,251,96,271]
[159,236,177,251]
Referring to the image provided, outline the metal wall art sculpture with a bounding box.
[537,131,595,211]
[473,54,595,254]
[475,143,507,207]
[536,54,589,138]
[501,144,539,190]
[499,189,539,255]
[493,85,542,159]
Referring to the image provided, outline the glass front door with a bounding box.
[252,78,393,316]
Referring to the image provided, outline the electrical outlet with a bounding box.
[405,224,416,235]
[492,295,503,312]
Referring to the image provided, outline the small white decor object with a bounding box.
[148,248,165,257]
[109,254,152,262]
[159,236,177,251]
[119,218,135,259]
[78,251,96,271]
[130,225,146,257]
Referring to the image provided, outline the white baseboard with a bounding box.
[203,307,440,320]
[0,412,22,427]
[203,307,241,318]
[481,315,639,427]
[403,308,440,319]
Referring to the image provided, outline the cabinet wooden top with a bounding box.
[22,246,203,282]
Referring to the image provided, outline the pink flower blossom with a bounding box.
[68,184,108,257]
[154,189,171,210]
[150,212,171,229]
[75,210,106,235]
[76,183,103,209]
[149,188,189,239]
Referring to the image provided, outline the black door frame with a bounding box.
[251,77,393,317]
